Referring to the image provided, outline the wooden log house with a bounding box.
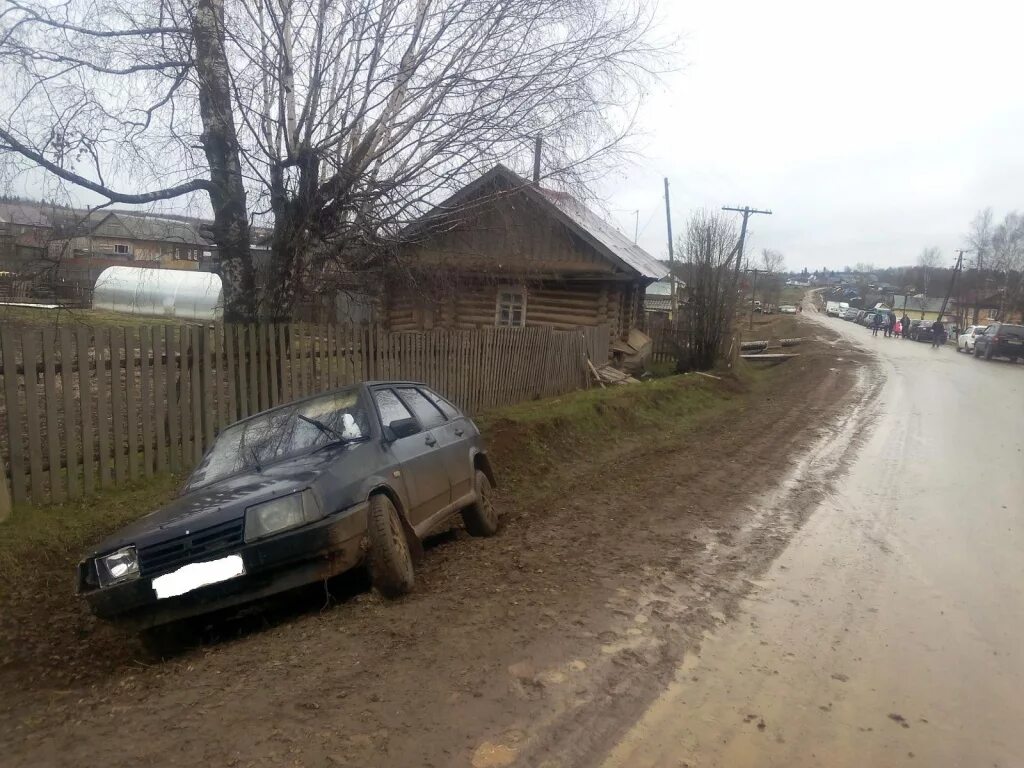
[378,165,667,339]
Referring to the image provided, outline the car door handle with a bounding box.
[424,435,437,447]
[454,428,464,437]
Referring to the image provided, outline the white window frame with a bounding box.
[113,243,130,255]
[495,287,527,327]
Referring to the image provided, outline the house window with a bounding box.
[495,288,526,327]
[987,308,998,320]
[113,243,130,255]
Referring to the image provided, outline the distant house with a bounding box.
[891,294,957,321]
[55,211,212,284]
[369,165,667,338]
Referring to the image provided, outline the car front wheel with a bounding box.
[366,494,415,598]
[461,470,500,537]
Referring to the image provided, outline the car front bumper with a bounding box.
[80,502,369,629]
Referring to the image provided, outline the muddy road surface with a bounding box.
[605,307,1024,767]
[3,320,871,768]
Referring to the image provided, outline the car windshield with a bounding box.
[184,388,370,491]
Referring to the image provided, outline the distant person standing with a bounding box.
[931,319,945,349]
[882,313,892,337]
[901,313,911,339]
[871,314,882,337]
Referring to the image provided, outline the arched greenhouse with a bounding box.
[92,266,223,321]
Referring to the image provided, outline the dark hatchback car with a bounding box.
[77,381,499,630]
[974,322,1024,361]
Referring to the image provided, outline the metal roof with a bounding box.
[405,165,668,281]
[538,188,668,280]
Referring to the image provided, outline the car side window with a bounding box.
[396,387,446,429]
[374,388,417,431]
[422,388,460,420]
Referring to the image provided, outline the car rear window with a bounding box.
[422,389,460,420]
[374,389,415,429]
[397,387,446,429]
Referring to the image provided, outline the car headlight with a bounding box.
[244,489,321,542]
[95,546,140,588]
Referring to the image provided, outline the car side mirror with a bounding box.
[385,417,419,442]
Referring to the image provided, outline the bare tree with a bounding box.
[916,246,943,294]
[760,248,785,274]
[967,207,994,270]
[1,0,665,320]
[990,212,1024,319]
[679,210,739,371]
[0,0,257,318]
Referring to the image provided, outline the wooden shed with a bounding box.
[380,165,667,338]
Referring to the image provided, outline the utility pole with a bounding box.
[938,250,967,329]
[748,268,761,329]
[973,249,984,325]
[723,205,772,285]
[664,178,677,318]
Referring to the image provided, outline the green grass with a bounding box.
[477,373,750,500]
[0,474,181,586]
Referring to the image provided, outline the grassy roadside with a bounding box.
[0,372,753,586]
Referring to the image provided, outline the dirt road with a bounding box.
[604,306,1024,767]
[3,319,874,768]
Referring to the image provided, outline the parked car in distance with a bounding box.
[859,312,879,327]
[956,325,988,353]
[973,323,1024,361]
[912,321,935,342]
[841,307,860,321]
[778,304,798,314]
[77,381,499,632]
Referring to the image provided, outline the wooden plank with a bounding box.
[1,327,27,503]
[293,323,304,398]
[75,327,95,496]
[124,328,139,482]
[41,329,63,502]
[248,323,259,415]
[94,328,112,487]
[268,323,280,406]
[287,324,298,400]
[213,325,227,430]
[110,329,127,486]
[191,327,204,463]
[202,326,215,450]
[58,329,81,498]
[153,328,167,474]
[325,324,334,389]
[225,323,237,423]
[139,327,154,478]
[178,326,192,472]
[277,324,289,403]
[0,452,10,521]
[21,331,45,502]
[258,323,270,411]
[165,327,180,472]
[235,324,249,419]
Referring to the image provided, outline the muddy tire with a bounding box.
[366,494,415,598]
[461,470,500,537]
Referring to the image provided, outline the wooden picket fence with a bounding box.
[0,322,610,509]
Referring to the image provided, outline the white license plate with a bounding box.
[152,554,245,600]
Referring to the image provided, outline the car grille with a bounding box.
[138,519,245,578]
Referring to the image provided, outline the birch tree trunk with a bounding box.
[193,0,256,321]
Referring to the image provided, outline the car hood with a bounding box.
[88,449,346,557]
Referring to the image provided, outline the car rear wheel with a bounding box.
[461,470,500,537]
[366,494,415,598]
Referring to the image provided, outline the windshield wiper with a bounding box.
[297,413,347,443]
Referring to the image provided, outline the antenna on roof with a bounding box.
[533,136,542,186]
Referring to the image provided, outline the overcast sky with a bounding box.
[596,0,1024,272]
